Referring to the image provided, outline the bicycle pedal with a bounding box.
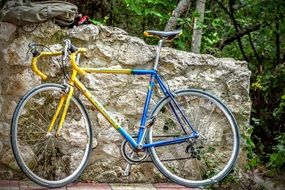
[122,163,132,177]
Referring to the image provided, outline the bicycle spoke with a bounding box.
[17,137,46,143]
[17,132,46,134]
[28,101,50,125]
[44,91,50,123]
[19,116,47,133]
[66,107,79,124]
[44,144,48,179]
[30,138,52,173]
[52,137,59,180]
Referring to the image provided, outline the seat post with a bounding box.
[153,39,164,71]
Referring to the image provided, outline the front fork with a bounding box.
[47,84,74,136]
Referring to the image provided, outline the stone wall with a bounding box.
[0,21,251,182]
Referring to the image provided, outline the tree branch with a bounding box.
[248,33,262,65]
[215,0,262,64]
[228,0,248,62]
[164,0,192,31]
[218,24,261,49]
[214,0,231,17]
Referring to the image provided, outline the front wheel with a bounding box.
[11,83,92,188]
[147,89,240,188]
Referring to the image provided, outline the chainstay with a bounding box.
[141,135,193,163]
[140,156,193,163]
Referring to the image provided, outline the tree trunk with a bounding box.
[164,0,192,31]
[191,0,206,53]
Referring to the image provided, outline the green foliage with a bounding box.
[122,0,175,36]
[273,94,285,119]
[268,133,285,171]
[242,127,261,170]
[125,0,165,17]
[89,18,106,25]
[173,17,192,50]
[202,12,226,54]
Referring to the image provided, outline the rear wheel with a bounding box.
[148,89,239,188]
[11,83,92,188]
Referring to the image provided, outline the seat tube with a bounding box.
[153,39,164,70]
[137,74,156,148]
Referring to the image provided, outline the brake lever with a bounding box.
[62,39,71,61]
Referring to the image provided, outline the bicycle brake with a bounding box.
[147,116,156,128]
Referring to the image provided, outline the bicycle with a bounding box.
[11,29,240,188]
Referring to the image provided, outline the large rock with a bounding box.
[0,21,251,182]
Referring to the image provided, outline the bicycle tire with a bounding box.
[147,89,239,188]
[11,83,92,188]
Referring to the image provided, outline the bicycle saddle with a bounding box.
[143,29,182,40]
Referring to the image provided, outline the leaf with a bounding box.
[177,39,186,49]
[212,18,223,27]
[145,9,163,18]
[89,19,103,26]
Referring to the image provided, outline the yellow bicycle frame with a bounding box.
[32,48,134,136]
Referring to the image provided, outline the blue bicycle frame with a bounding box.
[121,69,199,149]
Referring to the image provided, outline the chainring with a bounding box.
[120,138,148,164]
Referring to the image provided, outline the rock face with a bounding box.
[0,22,251,182]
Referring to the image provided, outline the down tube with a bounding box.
[73,78,138,148]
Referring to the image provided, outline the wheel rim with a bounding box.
[148,90,239,186]
[12,85,91,186]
